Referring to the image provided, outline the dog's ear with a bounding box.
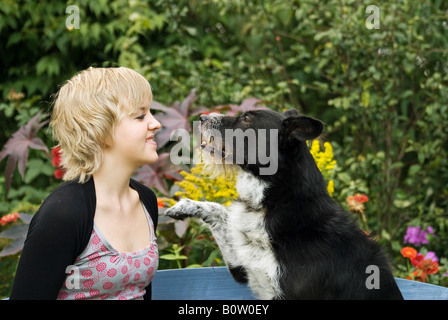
[281,115,324,142]
[282,109,299,117]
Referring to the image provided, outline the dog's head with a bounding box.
[198,109,323,178]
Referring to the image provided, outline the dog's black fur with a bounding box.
[166,109,403,300]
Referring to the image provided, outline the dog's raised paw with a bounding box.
[164,199,199,220]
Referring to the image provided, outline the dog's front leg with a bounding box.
[165,199,249,283]
[165,198,226,226]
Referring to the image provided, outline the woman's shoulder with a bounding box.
[130,178,158,226]
[33,179,96,225]
[49,179,90,197]
[130,178,156,199]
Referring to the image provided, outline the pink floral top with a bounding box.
[57,204,158,300]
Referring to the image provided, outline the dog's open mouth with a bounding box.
[197,114,239,177]
[200,132,226,159]
[200,134,213,148]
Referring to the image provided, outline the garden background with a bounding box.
[1,0,448,298]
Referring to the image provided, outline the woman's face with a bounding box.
[109,101,161,169]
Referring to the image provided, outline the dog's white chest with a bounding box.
[227,173,282,299]
[235,171,268,209]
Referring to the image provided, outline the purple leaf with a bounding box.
[152,89,198,149]
[0,111,50,193]
[0,237,26,257]
[174,220,189,238]
[18,213,33,224]
[133,153,181,196]
[179,88,197,116]
[0,224,29,239]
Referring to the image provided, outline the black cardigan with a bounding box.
[10,177,159,300]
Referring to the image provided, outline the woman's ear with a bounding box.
[101,131,114,149]
[281,115,324,143]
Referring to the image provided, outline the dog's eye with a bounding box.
[242,115,250,122]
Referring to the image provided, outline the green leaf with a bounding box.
[361,90,370,107]
[159,254,187,261]
[7,32,21,47]
[35,56,61,77]
[393,199,413,209]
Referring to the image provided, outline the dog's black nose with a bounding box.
[200,114,209,122]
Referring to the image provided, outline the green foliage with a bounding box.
[157,217,225,270]
[1,0,448,298]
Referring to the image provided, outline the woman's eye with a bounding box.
[135,114,146,120]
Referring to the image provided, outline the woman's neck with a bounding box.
[92,153,137,207]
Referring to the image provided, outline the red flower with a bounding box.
[0,212,19,226]
[54,168,65,180]
[51,147,65,180]
[410,253,424,266]
[412,254,439,275]
[401,247,439,283]
[157,198,166,208]
[200,111,220,116]
[420,259,439,275]
[401,247,418,259]
[51,147,61,157]
[347,193,369,213]
[353,194,369,203]
[52,156,61,167]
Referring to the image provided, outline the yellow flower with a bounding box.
[327,180,334,196]
[174,162,238,206]
[175,141,337,204]
[323,142,333,157]
[310,140,320,157]
[308,140,337,196]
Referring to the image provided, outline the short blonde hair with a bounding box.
[50,67,153,183]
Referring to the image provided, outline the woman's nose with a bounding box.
[148,115,161,130]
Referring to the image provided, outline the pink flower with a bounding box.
[424,251,438,262]
[404,226,435,246]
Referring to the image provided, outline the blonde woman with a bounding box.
[10,67,161,300]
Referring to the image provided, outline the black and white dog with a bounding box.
[165,109,403,300]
